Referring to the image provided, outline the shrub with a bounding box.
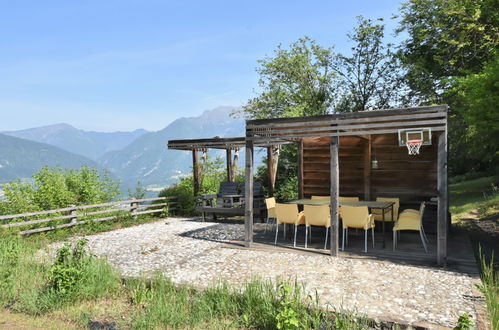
[1,166,120,215]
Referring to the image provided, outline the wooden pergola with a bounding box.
[244,105,449,265]
[168,137,289,196]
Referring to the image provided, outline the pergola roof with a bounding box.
[246,105,448,144]
[168,136,290,151]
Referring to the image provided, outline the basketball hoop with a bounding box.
[405,139,423,155]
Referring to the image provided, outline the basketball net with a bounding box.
[406,140,423,155]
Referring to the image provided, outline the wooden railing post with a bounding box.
[131,201,138,218]
[70,205,77,224]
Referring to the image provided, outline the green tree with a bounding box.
[397,0,499,103]
[0,166,120,215]
[334,16,406,111]
[240,37,335,119]
[453,52,499,172]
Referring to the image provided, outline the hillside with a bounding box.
[0,133,103,183]
[3,124,148,160]
[99,106,246,189]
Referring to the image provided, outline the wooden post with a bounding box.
[226,149,233,182]
[70,206,77,224]
[245,139,254,248]
[130,201,138,218]
[330,136,339,256]
[363,135,372,200]
[267,146,279,196]
[298,140,304,198]
[192,149,200,197]
[233,148,239,180]
[437,131,448,266]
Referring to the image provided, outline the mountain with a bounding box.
[3,124,148,160]
[98,106,247,189]
[0,133,103,183]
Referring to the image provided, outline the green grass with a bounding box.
[449,175,499,218]
[476,252,498,330]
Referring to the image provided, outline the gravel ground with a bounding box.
[44,217,481,328]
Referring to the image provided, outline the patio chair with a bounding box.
[303,205,330,249]
[340,205,374,253]
[264,197,277,233]
[393,202,428,253]
[372,197,400,222]
[274,203,305,247]
[339,196,360,202]
[311,195,330,200]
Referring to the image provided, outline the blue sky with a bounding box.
[0,0,403,131]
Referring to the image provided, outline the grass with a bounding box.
[449,175,499,219]
[476,251,498,329]
[0,228,369,329]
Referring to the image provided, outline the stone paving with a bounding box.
[44,217,483,328]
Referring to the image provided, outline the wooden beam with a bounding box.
[192,150,200,197]
[330,136,339,256]
[226,149,233,182]
[363,135,372,200]
[245,139,254,248]
[298,141,304,198]
[437,131,448,266]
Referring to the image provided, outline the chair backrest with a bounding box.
[237,182,263,196]
[311,195,330,200]
[340,205,370,229]
[275,203,300,225]
[339,196,360,202]
[376,197,400,218]
[217,182,240,197]
[265,197,276,209]
[304,205,330,227]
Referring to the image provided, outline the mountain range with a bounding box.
[1,106,254,190]
[0,133,103,183]
[3,124,148,160]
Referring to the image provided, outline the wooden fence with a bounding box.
[0,196,177,235]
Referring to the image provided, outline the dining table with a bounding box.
[287,199,395,248]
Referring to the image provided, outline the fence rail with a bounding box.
[0,196,177,235]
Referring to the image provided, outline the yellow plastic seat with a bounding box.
[274,203,306,247]
[311,195,330,200]
[339,196,360,202]
[264,197,277,233]
[393,202,428,253]
[372,197,399,222]
[303,205,331,249]
[340,205,374,252]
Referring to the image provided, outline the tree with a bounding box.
[0,166,120,215]
[241,37,335,119]
[453,52,499,172]
[397,0,499,103]
[334,16,406,111]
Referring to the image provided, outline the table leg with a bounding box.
[382,208,386,248]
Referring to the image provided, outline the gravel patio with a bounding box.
[45,217,486,328]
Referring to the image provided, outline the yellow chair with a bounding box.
[339,196,360,202]
[264,197,277,233]
[311,195,330,200]
[303,205,331,249]
[274,203,306,247]
[393,202,428,253]
[372,197,400,222]
[340,205,375,252]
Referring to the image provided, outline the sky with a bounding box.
[0,0,404,132]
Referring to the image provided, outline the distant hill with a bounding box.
[3,124,148,160]
[98,106,248,189]
[0,133,103,183]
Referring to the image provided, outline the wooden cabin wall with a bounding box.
[302,135,438,200]
[301,135,439,232]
